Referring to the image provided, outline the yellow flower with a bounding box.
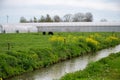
[49,36,65,42]
[0,78,3,80]
[49,36,58,42]
[106,36,119,42]
[57,36,65,42]
[89,35,94,38]
[86,38,99,46]
[95,33,101,37]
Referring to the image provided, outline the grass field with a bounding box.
[0,32,120,52]
[0,33,51,52]
[0,32,120,79]
[60,52,120,80]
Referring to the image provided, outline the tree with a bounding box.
[45,14,53,22]
[20,17,27,23]
[84,12,93,22]
[100,18,107,22]
[38,16,46,22]
[63,14,73,22]
[53,15,61,22]
[33,17,37,23]
[73,13,84,22]
[29,18,33,23]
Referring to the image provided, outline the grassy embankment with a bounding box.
[60,52,120,80]
[0,32,120,79]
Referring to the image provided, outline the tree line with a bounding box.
[20,12,93,23]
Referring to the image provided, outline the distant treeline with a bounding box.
[20,12,93,23]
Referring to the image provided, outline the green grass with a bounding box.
[0,32,119,52]
[60,52,120,80]
[0,33,51,52]
[0,32,120,79]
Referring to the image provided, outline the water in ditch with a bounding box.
[8,44,120,80]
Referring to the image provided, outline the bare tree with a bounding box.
[63,14,73,22]
[84,12,93,22]
[73,13,84,22]
[53,15,62,22]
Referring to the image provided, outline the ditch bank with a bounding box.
[6,44,120,80]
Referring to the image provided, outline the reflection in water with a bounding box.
[8,45,120,80]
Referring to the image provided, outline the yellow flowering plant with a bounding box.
[105,36,119,46]
[86,37,100,51]
[49,36,66,48]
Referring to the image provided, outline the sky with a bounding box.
[0,0,120,23]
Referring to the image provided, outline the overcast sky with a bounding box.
[0,0,120,23]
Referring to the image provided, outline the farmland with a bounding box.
[0,32,120,79]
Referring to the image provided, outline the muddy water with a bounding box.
[8,44,120,80]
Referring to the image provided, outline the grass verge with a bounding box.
[60,52,120,80]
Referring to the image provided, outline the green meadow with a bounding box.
[0,33,51,52]
[0,32,120,79]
